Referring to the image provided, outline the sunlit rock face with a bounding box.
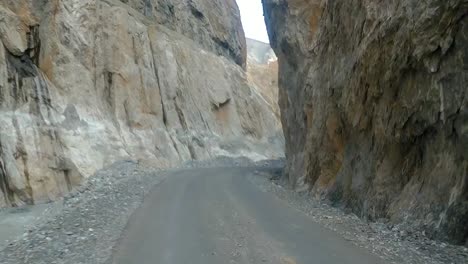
[246,38,280,119]
[0,0,282,207]
[263,0,468,244]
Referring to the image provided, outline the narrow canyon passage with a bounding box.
[110,167,384,264]
[0,0,466,263]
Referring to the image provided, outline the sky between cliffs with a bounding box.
[236,0,270,43]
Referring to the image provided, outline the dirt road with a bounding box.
[111,167,384,264]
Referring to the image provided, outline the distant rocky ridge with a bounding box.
[246,38,277,64]
[0,0,283,207]
[264,0,468,245]
[246,38,279,118]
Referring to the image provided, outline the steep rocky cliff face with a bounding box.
[0,0,282,207]
[263,0,468,244]
[120,0,247,67]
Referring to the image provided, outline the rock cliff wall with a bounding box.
[0,0,282,207]
[119,0,247,67]
[263,0,468,244]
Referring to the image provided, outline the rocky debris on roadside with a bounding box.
[182,156,285,169]
[0,160,166,264]
[248,169,468,264]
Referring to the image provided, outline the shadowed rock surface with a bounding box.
[0,0,283,207]
[263,0,468,245]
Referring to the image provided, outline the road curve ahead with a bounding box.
[110,167,385,264]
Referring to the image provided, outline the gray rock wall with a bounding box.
[119,0,247,67]
[0,0,282,207]
[263,0,468,245]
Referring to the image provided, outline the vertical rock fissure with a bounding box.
[0,141,13,206]
[27,26,41,66]
[147,35,184,160]
[105,72,115,114]
[148,36,169,128]
[63,169,72,192]
[174,97,197,160]
[11,117,33,205]
[174,97,187,131]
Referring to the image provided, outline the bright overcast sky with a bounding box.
[236,0,270,43]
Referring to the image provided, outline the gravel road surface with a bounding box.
[110,167,384,264]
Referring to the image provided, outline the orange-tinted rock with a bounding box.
[264,0,468,245]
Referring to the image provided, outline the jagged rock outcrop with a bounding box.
[246,38,279,118]
[263,0,468,245]
[0,0,282,207]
